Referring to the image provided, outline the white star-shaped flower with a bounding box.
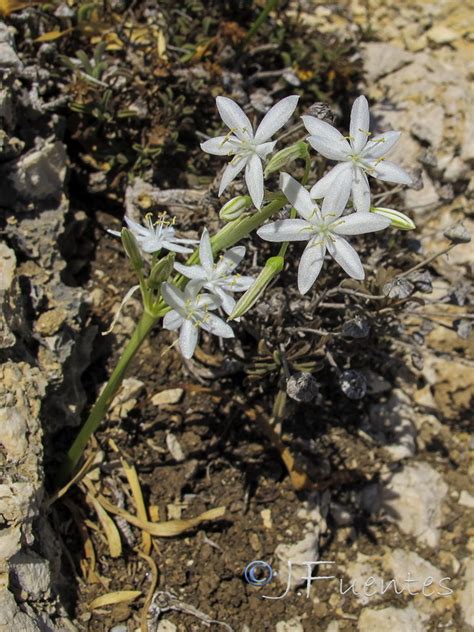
[109,215,198,254]
[201,95,299,209]
[302,95,412,213]
[257,173,391,294]
[174,228,253,316]
[161,282,234,359]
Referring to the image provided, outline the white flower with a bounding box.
[201,95,299,209]
[161,282,234,359]
[174,228,253,315]
[257,173,391,294]
[109,215,198,254]
[302,95,412,213]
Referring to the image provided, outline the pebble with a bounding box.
[151,388,184,405]
[358,604,428,632]
[426,25,459,44]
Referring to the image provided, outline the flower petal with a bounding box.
[215,246,246,276]
[179,319,199,359]
[350,95,370,154]
[161,283,186,312]
[352,167,371,213]
[199,228,214,272]
[200,313,234,338]
[218,155,248,196]
[159,241,194,254]
[310,162,353,199]
[196,292,220,309]
[367,159,413,185]
[297,239,326,294]
[174,262,207,280]
[219,275,254,292]
[216,96,253,141]
[257,219,313,242]
[200,135,240,156]
[124,216,152,237]
[280,172,318,221]
[320,170,352,218]
[245,154,264,209]
[211,286,236,315]
[254,95,299,143]
[302,115,348,146]
[255,141,277,159]
[362,130,401,159]
[307,135,352,161]
[329,235,365,279]
[331,212,391,235]
[163,310,184,331]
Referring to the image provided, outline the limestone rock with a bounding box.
[358,604,429,632]
[382,462,448,547]
[364,43,413,81]
[458,558,474,629]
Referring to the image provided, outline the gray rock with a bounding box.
[9,551,51,600]
[459,558,474,628]
[369,389,417,461]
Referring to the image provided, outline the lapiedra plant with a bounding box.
[59,94,417,482]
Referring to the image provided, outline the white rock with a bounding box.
[165,432,186,462]
[383,548,444,593]
[8,142,67,201]
[364,43,413,81]
[426,25,459,45]
[275,533,319,587]
[459,490,474,508]
[109,377,144,420]
[443,156,469,182]
[157,621,178,632]
[9,551,51,600]
[358,604,428,632]
[458,558,474,628]
[151,388,184,406]
[0,408,28,460]
[344,553,384,605]
[382,462,448,547]
[276,619,304,632]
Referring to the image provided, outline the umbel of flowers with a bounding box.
[61,94,415,479]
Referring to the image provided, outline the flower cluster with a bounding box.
[113,94,414,358]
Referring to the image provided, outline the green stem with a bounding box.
[59,197,286,482]
[58,310,157,483]
[242,0,279,48]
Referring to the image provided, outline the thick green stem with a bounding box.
[58,310,157,483]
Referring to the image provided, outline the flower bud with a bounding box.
[229,256,284,320]
[219,195,253,222]
[121,228,144,271]
[148,253,175,289]
[371,207,416,231]
[264,141,308,177]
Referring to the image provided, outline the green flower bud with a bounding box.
[219,195,253,222]
[371,207,416,231]
[148,253,175,290]
[264,141,309,177]
[229,256,284,320]
[121,228,144,271]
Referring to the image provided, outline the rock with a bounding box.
[3,141,67,205]
[458,559,474,628]
[404,170,440,212]
[344,553,384,605]
[358,604,428,632]
[286,372,319,403]
[411,104,444,149]
[426,25,459,45]
[382,548,444,594]
[9,551,51,600]
[382,462,448,547]
[165,432,186,462]
[157,622,177,632]
[369,389,417,461]
[364,43,413,81]
[276,619,304,632]
[459,491,474,509]
[151,388,184,406]
[0,243,18,348]
[109,378,145,420]
[0,24,22,73]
